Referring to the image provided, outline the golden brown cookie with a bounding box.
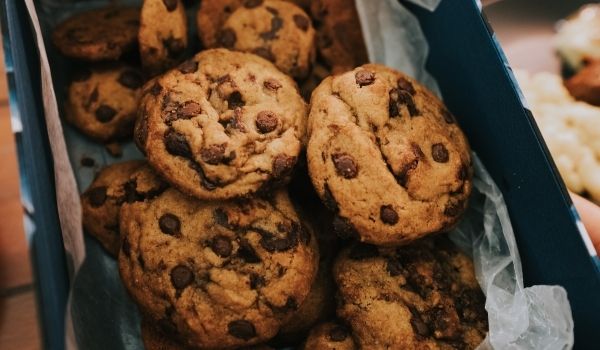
[66,64,143,142]
[334,237,488,349]
[197,0,316,79]
[310,0,368,73]
[81,161,166,255]
[307,64,473,246]
[139,0,188,75]
[135,49,307,200]
[302,322,357,350]
[52,7,140,61]
[119,189,318,349]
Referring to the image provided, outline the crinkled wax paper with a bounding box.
[25,0,573,348]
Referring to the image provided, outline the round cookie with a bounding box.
[197,0,316,79]
[139,0,188,75]
[135,49,308,200]
[52,7,140,61]
[119,188,318,349]
[81,161,166,255]
[66,64,144,142]
[307,64,473,246]
[302,322,357,350]
[310,0,368,73]
[334,237,488,349]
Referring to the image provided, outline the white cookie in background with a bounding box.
[515,70,600,203]
[555,4,600,71]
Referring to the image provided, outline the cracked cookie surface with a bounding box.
[136,48,308,200]
[307,64,472,246]
[197,0,315,79]
[334,237,488,350]
[66,64,144,142]
[119,189,318,349]
[81,161,167,255]
[52,7,140,61]
[139,0,188,75]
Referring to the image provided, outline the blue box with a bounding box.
[2,0,599,348]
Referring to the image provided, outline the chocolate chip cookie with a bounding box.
[307,64,473,246]
[197,0,316,79]
[52,7,140,61]
[136,49,308,200]
[66,64,144,142]
[334,237,488,349]
[310,0,368,73]
[139,0,188,75]
[302,322,357,350]
[81,161,166,255]
[119,189,318,349]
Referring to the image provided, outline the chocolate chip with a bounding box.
[263,78,282,91]
[188,161,219,191]
[244,0,263,8]
[389,88,419,117]
[265,6,278,15]
[228,320,256,340]
[260,16,283,40]
[159,213,181,236]
[164,129,192,158]
[397,77,416,95]
[249,273,265,289]
[380,205,399,225]
[355,70,375,87]
[213,208,230,227]
[442,108,455,124]
[170,265,193,289]
[431,143,449,163]
[252,47,275,62]
[328,325,349,342]
[118,70,143,89]
[255,111,278,133]
[87,186,107,207]
[257,226,299,252]
[217,28,237,48]
[162,0,178,11]
[349,243,379,260]
[211,235,232,257]
[179,60,198,74]
[293,14,310,31]
[331,153,358,179]
[227,91,245,109]
[163,37,185,58]
[135,114,149,152]
[409,307,431,338]
[200,144,226,165]
[237,239,261,263]
[178,101,202,118]
[272,154,296,178]
[270,297,298,313]
[150,82,163,96]
[95,105,117,123]
[322,183,339,212]
[332,216,358,239]
[386,258,405,276]
[80,157,95,167]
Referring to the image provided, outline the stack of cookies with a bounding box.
[55,1,488,349]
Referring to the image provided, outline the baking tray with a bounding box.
[2,0,599,348]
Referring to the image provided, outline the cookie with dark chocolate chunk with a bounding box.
[333,236,488,349]
[307,64,473,246]
[119,189,318,349]
[136,49,307,200]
